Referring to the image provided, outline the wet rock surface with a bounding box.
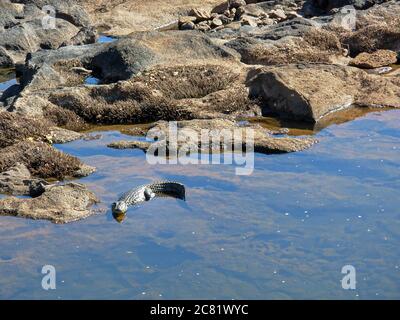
[0,182,99,224]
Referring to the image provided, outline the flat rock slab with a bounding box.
[249,63,400,122]
[108,119,318,154]
[0,182,99,224]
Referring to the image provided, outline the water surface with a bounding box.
[0,109,399,299]
[97,35,118,43]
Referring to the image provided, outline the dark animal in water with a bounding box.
[112,181,186,214]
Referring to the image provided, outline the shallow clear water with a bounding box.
[97,35,118,43]
[84,76,101,85]
[0,109,399,299]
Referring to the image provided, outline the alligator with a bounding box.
[111,181,186,215]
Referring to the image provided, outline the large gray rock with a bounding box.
[18,30,236,90]
[12,0,92,27]
[0,18,85,65]
[91,31,236,82]
[90,38,157,83]
[0,0,96,67]
[249,63,400,122]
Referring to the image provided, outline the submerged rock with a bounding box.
[0,182,99,224]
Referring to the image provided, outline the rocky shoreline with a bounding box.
[0,0,399,223]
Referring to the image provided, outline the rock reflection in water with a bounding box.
[248,106,395,136]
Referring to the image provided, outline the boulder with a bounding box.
[90,38,157,82]
[89,31,236,82]
[180,21,196,30]
[14,0,92,27]
[61,26,98,46]
[189,8,211,21]
[0,47,13,68]
[350,50,398,69]
[212,1,230,14]
[241,15,259,27]
[343,24,400,56]
[212,18,224,27]
[179,16,197,26]
[225,27,343,65]
[0,18,80,66]
[15,30,237,95]
[249,63,400,122]
[0,1,19,30]
[256,17,318,41]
